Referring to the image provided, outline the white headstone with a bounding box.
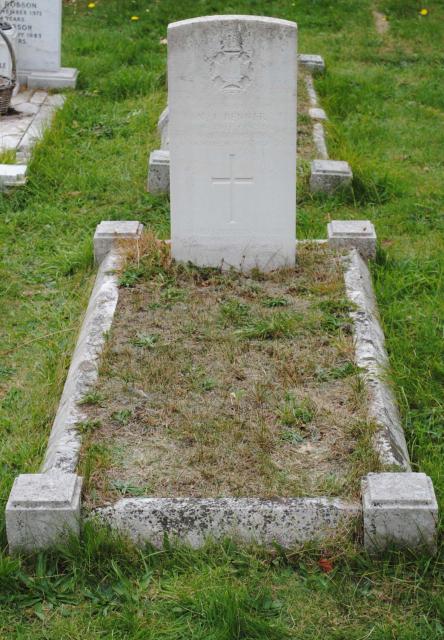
[3,0,77,88]
[168,15,297,271]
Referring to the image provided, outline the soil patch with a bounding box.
[373,10,389,35]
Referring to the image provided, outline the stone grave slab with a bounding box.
[0,88,65,186]
[168,15,297,271]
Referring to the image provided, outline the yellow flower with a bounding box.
[131,15,139,21]
[87,2,95,8]
[419,8,428,16]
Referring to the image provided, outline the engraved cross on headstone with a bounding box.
[211,154,253,224]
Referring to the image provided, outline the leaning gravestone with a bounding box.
[168,16,297,271]
[3,0,77,88]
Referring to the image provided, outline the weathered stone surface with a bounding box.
[310,159,352,193]
[42,249,121,473]
[6,473,82,553]
[304,75,318,107]
[298,53,325,74]
[312,123,328,160]
[309,107,327,121]
[328,220,377,260]
[148,149,170,194]
[94,220,144,265]
[95,497,360,549]
[362,473,438,553]
[344,250,410,469]
[168,15,297,271]
[158,107,169,149]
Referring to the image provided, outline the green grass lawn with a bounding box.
[0,0,442,637]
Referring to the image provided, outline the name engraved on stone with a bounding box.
[5,1,44,46]
[196,112,265,121]
[211,154,254,224]
[4,0,62,72]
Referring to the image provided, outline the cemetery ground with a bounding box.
[0,0,443,637]
[82,240,377,504]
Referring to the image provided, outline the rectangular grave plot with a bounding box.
[79,239,382,507]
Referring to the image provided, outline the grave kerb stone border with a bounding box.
[42,248,122,473]
[5,222,438,553]
[94,497,360,549]
[302,60,354,193]
[343,249,410,470]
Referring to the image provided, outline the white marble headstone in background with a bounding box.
[3,0,77,88]
[4,0,61,71]
[168,15,297,271]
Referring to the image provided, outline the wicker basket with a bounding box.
[0,26,16,116]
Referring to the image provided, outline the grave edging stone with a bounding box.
[343,249,411,470]
[93,497,361,549]
[5,223,438,553]
[42,248,122,474]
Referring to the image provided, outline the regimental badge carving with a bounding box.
[207,28,253,93]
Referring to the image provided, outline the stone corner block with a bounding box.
[298,53,325,74]
[148,149,170,194]
[310,159,353,194]
[0,164,27,189]
[93,220,144,265]
[362,473,438,554]
[6,473,82,554]
[328,219,377,260]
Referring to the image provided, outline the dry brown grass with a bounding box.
[79,242,381,507]
[297,68,317,163]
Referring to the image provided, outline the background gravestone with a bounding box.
[3,0,77,88]
[168,15,297,271]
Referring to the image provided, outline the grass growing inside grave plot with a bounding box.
[80,238,378,504]
[296,67,317,162]
[0,0,443,638]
